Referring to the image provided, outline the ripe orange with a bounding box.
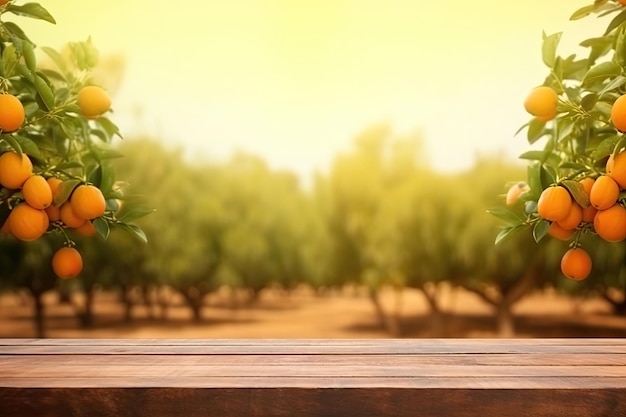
[611,94,626,132]
[547,222,575,241]
[505,182,529,206]
[593,203,626,242]
[8,202,49,241]
[77,85,111,118]
[45,205,61,222]
[560,248,592,281]
[76,220,97,237]
[537,185,572,222]
[0,1,11,6]
[606,151,626,189]
[0,94,25,132]
[70,184,106,220]
[589,175,619,210]
[47,177,62,196]
[557,203,583,230]
[535,108,557,122]
[60,202,86,228]
[524,86,558,118]
[22,175,53,209]
[579,177,598,222]
[0,151,32,189]
[620,0,626,5]
[52,247,83,279]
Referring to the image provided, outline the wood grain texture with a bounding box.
[1,339,625,416]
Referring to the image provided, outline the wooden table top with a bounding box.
[1,338,625,389]
[1,338,625,416]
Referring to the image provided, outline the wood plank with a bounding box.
[1,364,624,378]
[2,352,625,366]
[2,341,625,355]
[2,337,625,346]
[0,387,624,417]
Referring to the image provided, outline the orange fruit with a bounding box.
[606,151,626,189]
[77,85,111,118]
[537,185,572,222]
[560,248,592,281]
[52,247,83,279]
[547,222,575,241]
[0,151,32,189]
[611,94,626,132]
[47,177,62,196]
[8,202,49,241]
[505,182,529,206]
[76,220,97,237]
[60,202,86,228]
[524,86,558,118]
[535,108,557,122]
[45,205,61,222]
[620,0,626,5]
[70,184,105,220]
[1,216,11,233]
[22,175,53,209]
[557,203,583,230]
[593,203,626,242]
[0,94,25,132]
[589,175,620,210]
[0,1,10,5]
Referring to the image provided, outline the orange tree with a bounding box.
[493,0,626,286]
[0,1,149,280]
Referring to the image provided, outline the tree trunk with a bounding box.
[32,291,46,338]
[79,289,94,328]
[367,287,400,336]
[419,284,445,337]
[496,302,515,338]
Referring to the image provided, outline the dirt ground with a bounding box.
[0,285,625,338]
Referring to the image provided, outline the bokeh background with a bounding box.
[1,0,625,339]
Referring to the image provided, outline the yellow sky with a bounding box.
[17,0,601,180]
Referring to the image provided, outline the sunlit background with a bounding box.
[17,0,600,181]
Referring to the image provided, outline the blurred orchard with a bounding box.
[1,0,626,339]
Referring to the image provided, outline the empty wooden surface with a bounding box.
[0,338,625,416]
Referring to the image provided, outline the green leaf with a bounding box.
[527,163,543,200]
[1,44,17,78]
[22,40,36,73]
[591,135,621,161]
[486,206,525,225]
[87,164,102,188]
[582,61,621,86]
[116,222,148,244]
[93,217,110,239]
[604,8,626,35]
[95,117,122,141]
[581,93,599,111]
[542,32,562,68]
[2,135,22,155]
[540,165,557,189]
[117,206,156,223]
[598,75,626,97]
[2,21,33,44]
[533,219,551,243]
[561,179,590,207]
[527,118,547,144]
[12,134,42,159]
[53,178,81,206]
[494,225,523,246]
[518,150,561,166]
[570,4,597,20]
[6,3,56,24]
[33,74,55,111]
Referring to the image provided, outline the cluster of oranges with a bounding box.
[0,85,111,279]
[511,85,626,281]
